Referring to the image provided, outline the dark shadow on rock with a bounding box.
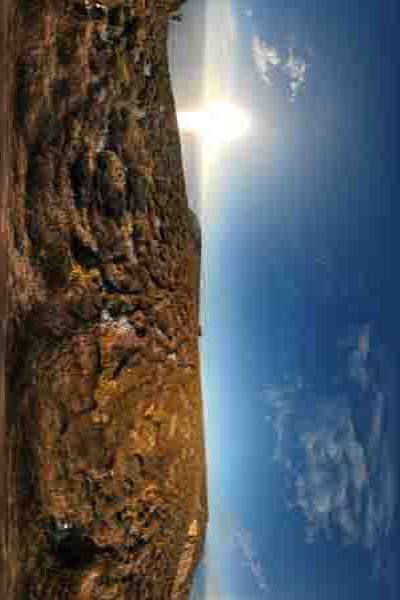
[50,524,98,569]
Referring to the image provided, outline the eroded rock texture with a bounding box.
[5,0,207,598]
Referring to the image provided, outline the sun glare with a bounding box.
[178,101,251,147]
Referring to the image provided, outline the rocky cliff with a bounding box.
[3,0,207,598]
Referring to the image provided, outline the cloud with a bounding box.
[243,8,253,18]
[348,323,372,391]
[209,495,272,596]
[224,511,271,595]
[297,411,365,545]
[251,35,310,101]
[263,323,398,583]
[251,35,281,86]
[348,348,370,391]
[284,48,308,101]
[195,493,272,599]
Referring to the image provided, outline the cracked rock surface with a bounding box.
[4,0,207,598]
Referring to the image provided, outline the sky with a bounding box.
[168,0,400,598]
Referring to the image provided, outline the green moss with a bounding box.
[18,0,41,17]
[57,462,69,479]
[107,297,134,317]
[132,223,145,240]
[155,61,171,101]
[24,191,33,209]
[115,48,130,84]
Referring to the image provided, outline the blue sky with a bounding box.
[169,0,400,597]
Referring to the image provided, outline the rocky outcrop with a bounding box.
[4,0,208,598]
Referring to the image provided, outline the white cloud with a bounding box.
[252,35,281,86]
[348,348,370,391]
[252,35,310,101]
[200,495,272,598]
[284,48,308,100]
[347,323,373,390]
[263,324,399,589]
[244,8,253,18]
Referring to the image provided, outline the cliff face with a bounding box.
[4,0,207,598]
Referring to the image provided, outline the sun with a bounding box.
[178,100,251,147]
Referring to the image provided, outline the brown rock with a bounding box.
[3,0,207,599]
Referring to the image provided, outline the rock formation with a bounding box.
[2,0,208,598]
